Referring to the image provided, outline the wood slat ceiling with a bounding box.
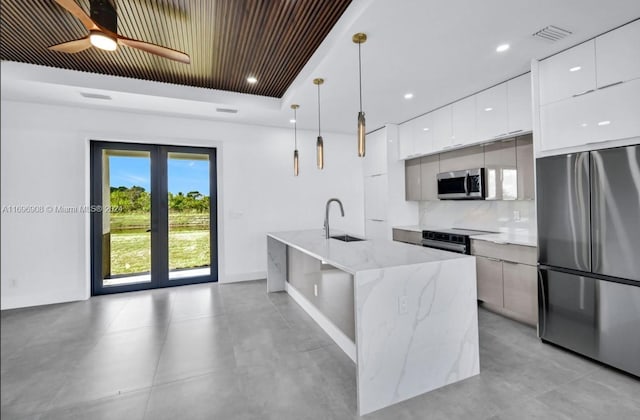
[0,0,353,97]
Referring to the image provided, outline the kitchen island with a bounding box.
[267,230,480,415]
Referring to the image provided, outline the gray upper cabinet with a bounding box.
[405,134,533,202]
[439,145,484,173]
[420,155,439,201]
[484,139,517,200]
[516,134,534,200]
[405,158,421,201]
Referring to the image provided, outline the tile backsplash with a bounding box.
[419,200,536,234]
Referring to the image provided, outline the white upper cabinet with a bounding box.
[540,77,640,152]
[595,19,640,88]
[452,95,477,147]
[539,40,596,105]
[363,129,387,176]
[476,83,508,141]
[432,105,453,151]
[398,120,415,160]
[507,74,532,134]
[412,112,435,155]
[364,174,388,221]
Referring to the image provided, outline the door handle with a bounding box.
[464,173,470,195]
[572,89,595,98]
[597,81,623,90]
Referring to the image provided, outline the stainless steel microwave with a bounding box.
[437,168,486,200]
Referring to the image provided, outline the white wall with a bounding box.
[1,100,364,309]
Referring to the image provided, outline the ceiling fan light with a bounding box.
[89,31,117,51]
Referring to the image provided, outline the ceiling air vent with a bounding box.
[216,108,238,114]
[80,92,112,100]
[532,25,572,42]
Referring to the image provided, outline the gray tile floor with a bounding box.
[1,280,639,420]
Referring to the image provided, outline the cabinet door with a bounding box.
[398,121,414,160]
[507,74,532,134]
[392,228,422,245]
[539,40,596,105]
[503,262,537,326]
[366,219,389,240]
[516,134,534,200]
[365,174,388,220]
[596,19,640,88]
[420,154,439,201]
[412,113,435,155]
[476,256,504,306]
[404,159,421,201]
[452,95,477,147]
[476,84,508,141]
[439,145,484,173]
[484,139,517,200]
[363,129,386,176]
[539,78,640,152]
[432,105,453,151]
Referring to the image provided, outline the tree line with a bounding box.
[110,186,209,213]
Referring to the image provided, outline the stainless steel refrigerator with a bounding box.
[537,144,640,377]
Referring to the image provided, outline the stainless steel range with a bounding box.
[422,228,495,254]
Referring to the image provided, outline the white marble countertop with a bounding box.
[392,225,537,247]
[469,229,537,247]
[268,229,471,275]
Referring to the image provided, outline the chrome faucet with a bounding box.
[324,198,345,239]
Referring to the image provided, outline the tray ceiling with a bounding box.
[0,0,353,98]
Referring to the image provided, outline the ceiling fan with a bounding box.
[49,0,190,64]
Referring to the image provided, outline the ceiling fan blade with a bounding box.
[117,37,190,64]
[49,36,92,53]
[53,0,99,31]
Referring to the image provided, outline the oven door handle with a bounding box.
[422,239,467,254]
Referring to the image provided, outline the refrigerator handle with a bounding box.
[538,269,547,338]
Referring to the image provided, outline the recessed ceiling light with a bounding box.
[598,120,611,126]
[496,44,510,53]
[569,66,582,72]
[290,119,296,123]
[247,76,258,84]
[404,93,414,99]
[484,107,493,112]
[423,127,430,131]
[580,123,588,127]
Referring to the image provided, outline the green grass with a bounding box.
[109,212,210,276]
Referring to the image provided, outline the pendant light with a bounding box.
[353,32,367,157]
[291,104,300,176]
[313,78,325,169]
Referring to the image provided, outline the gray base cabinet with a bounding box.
[472,239,538,326]
[476,256,504,307]
[392,228,422,245]
[503,261,537,323]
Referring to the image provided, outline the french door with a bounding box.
[90,141,217,295]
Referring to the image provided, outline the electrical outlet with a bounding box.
[513,210,521,221]
[314,284,318,297]
[398,295,408,315]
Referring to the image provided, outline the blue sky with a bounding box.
[109,156,210,194]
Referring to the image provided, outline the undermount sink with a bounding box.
[330,234,365,242]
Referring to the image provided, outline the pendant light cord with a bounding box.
[317,83,321,136]
[358,42,363,112]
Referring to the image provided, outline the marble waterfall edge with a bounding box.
[354,258,480,415]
